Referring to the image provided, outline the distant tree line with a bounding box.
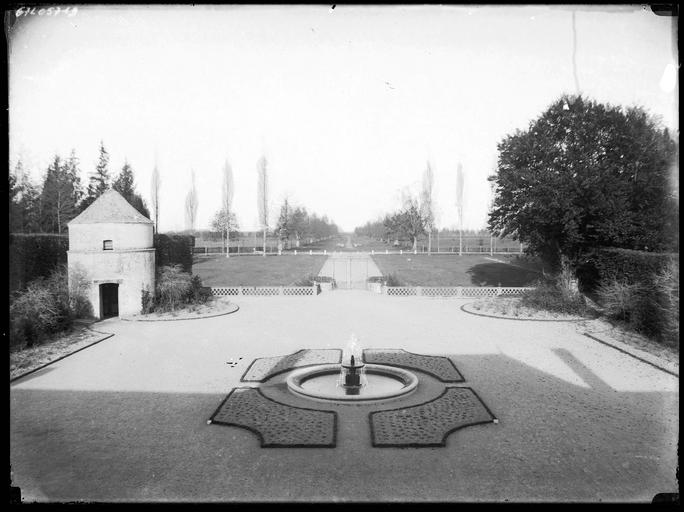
[274,198,339,249]
[354,161,442,252]
[201,154,339,254]
[9,141,150,234]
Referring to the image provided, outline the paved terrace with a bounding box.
[10,291,678,502]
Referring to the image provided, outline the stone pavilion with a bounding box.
[67,189,155,319]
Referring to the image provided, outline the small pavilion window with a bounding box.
[103,240,113,251]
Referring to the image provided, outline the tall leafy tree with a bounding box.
[256,155,269,255]
[400,193,426,251]
[290,206,309,247]
[488,94,678,272]
[211,208,239,252]
[113,159,150,218]
[40,154,82,233]
[80,140,111,211]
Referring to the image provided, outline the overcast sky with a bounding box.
[8,4,678,233]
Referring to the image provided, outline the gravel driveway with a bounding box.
[10,291,678,502]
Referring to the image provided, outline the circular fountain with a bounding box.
[286,334,418,403]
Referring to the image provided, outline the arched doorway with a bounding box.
[100,283,119,318]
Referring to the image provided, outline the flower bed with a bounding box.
[124,297,238,321]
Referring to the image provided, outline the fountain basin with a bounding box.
[286,364,418,403]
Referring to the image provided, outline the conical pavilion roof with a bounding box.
[68,189,153,225]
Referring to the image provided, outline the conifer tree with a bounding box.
[80,140,111,211]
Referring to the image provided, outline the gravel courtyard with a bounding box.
[10,291,678,502]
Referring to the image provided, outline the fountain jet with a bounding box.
[339,334,367,393]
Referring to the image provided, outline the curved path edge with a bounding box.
[10,327,115,384]
[121,303,240,322]
[460,302,585,322]
[582,332,679,378]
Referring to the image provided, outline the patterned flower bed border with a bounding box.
[369,387,497,447]
[241,349,343,382]
[363,349,465,382]
[209,387,337,447]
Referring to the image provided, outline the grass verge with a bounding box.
[371,254,542,286]
[193,255,328,286]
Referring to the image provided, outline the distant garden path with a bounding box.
[318,254,382,289]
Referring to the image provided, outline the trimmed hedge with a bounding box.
[154,234,195,274]
[577,248,677,293]
[9,233,69,292]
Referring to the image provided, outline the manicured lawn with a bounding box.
[193,254,329,286]
[371,254,543,286]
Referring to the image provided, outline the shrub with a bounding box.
[292,274,334,287]
[9,265,84,348]
[384,273,403,287]
[141,288,155,314]
[313,275,335,283]
[67,263,93,319]
[293,273,316,286]
[44,266,74,332]
[596,279,641,322]
[652,261,679,347]
[155,265,193,312]
[597,259,679,346]
[10,281,60,348]
[147,266,212,313]
[521,277,588,316]
[190,274,213,304]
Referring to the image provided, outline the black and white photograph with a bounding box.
[8,3,679,504]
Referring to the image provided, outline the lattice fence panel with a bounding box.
[498,287,534,296]
[385,287,418,296]
[241,287,281,296]
[211,287,241,296]
[421,287,462,297]
[460,287,499,297]
[211,286,318,296]
[385,286,534,297]
[283,287,315,296]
